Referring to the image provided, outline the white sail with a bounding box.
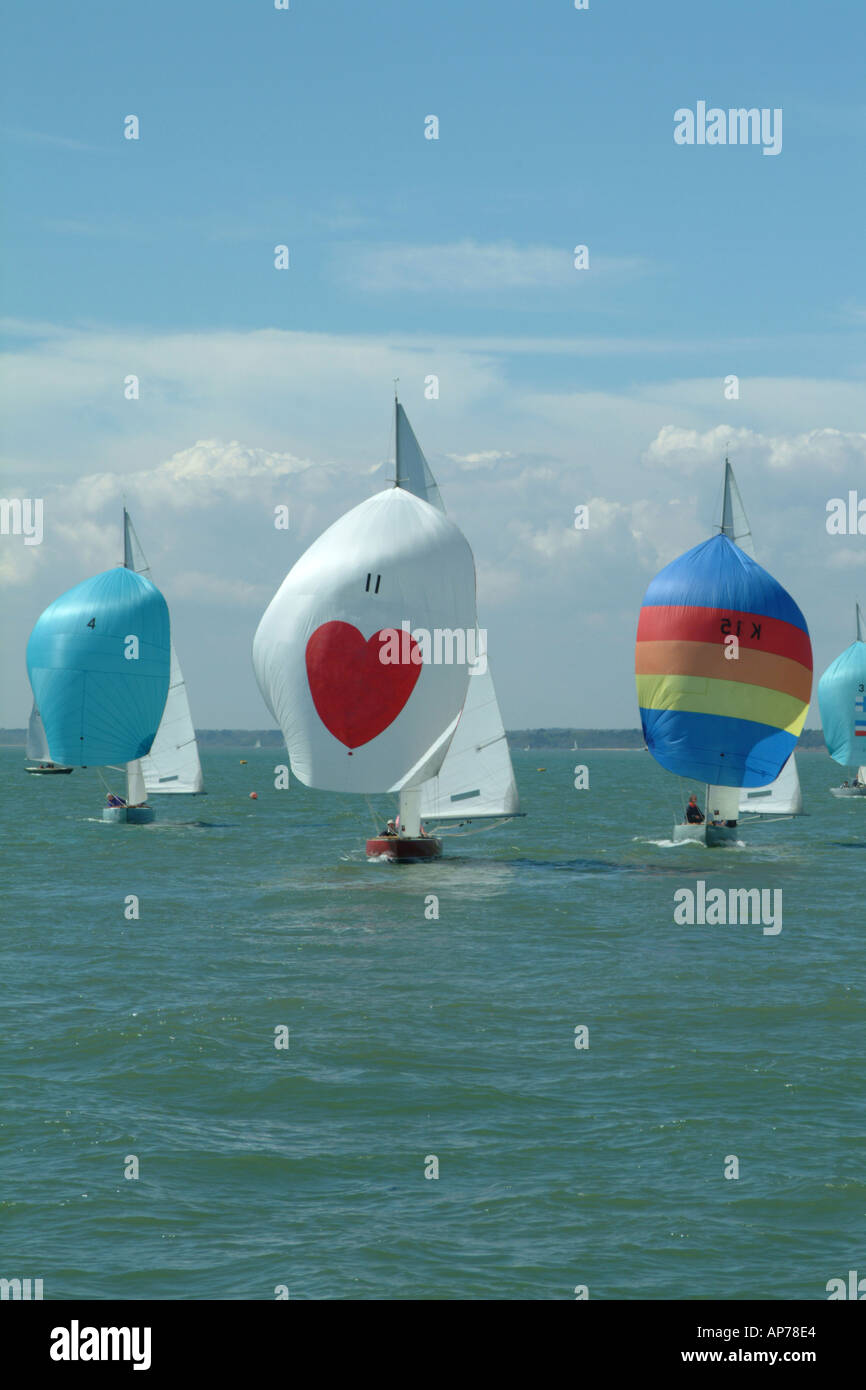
[419,631,519,822]
[126,759,147,806]
[720,459,755,557]
[123,509,204,793]
[396,404,443,511]
[722,464,803,816]
[398,786,422,837]
[393,403,520,824]
[26,702,51,761]
[738,754,802,815]
[253,486,476,793]
[706,784,741,822]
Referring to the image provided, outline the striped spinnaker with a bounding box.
[636,534,812,787]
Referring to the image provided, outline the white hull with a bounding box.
[830,785,866,798]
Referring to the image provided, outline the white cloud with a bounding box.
[3,320,864,727]
[342,240,649,293]
[447,450,515,469]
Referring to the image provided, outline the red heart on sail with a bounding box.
[305,621,422,749]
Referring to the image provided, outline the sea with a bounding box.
[2,746,864,1301]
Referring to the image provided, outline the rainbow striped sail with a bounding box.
[636,534,812,787]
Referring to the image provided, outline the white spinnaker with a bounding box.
[393,405,519,823]
[721,465,804,816]
[26,703,51,760]
[419,631,519,821]
[123,509,204,793]
[253,487,476,793]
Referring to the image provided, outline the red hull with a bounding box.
[366,836,442,861]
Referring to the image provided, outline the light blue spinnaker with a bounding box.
[817,604,866,768]
[26,567,171,767]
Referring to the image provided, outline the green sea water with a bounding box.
[2,747,864,1300]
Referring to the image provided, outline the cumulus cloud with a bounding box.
[2,320,863,726]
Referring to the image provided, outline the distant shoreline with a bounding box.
[0,727,828,750]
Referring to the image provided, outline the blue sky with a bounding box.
[1,0,865,727]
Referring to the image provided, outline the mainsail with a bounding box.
[818,602,866,775]
[636,533,813,788]
[393,404,519,824]
[738,753,802,815]
[26,567,171,767]
[123,509,204,793]
[26,702,51,761]
[718,462,804,814]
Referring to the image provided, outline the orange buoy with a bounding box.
[249,791,258,799]
[240,759,247,764]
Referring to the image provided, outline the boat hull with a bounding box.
[366,836,442,862]
[830,785,866,797]
[26,765,73,774]
[673,821,740,847]
[102,806,155,824]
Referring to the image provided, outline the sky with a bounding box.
[1,0,864,729]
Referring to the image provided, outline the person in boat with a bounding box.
[841,780,849,788]
[685,795,705,825]
[106,791,127,808]
[382,819,398,837]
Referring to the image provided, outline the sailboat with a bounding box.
[24,703,73,773]
[818,602,866,797]
[719,461,805,819]
[394,405,520,840]
[122,509,204,794]
[253,397,519,860]
[26,566,171,823]
[635,464,813,846]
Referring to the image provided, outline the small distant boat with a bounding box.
[253,395,519,861]
[636,460,813,846]
[26,565,171,824]
[819,602,866,798]
[24,703,73,773]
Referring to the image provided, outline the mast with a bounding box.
[857,603,863,643]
